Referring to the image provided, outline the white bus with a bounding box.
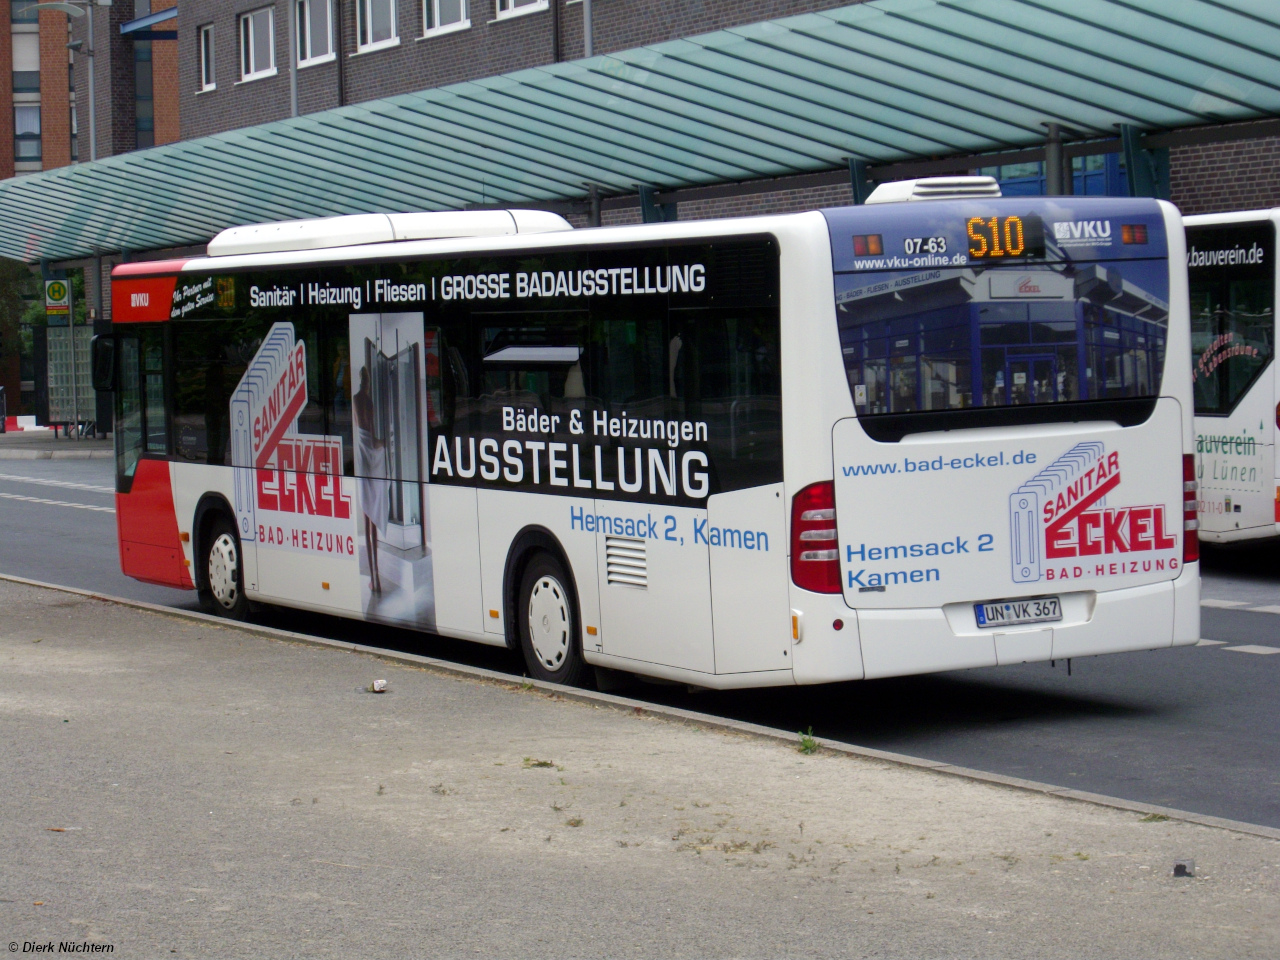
[99,178,1199,689]
[1185,210,1278,542]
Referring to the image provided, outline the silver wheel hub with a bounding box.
[528,575,570,671]
[208,533,240,609]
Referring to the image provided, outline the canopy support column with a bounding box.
[1120,125,1170,200]
[1045,123,1065,196]
[848,159,872,205]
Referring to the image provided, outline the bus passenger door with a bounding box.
[594,498,715,676]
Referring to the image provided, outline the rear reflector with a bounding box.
[1183,454,1199,563]
[791,482,842,594]
[1121,224,1149,244]
[852,234,883,257]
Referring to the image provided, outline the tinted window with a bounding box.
[838,261,1169,416]
[1187,221,1275,416]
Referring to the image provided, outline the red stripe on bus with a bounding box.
[111,259,191,278]
[116,458,193,590]
[111,275,178,322]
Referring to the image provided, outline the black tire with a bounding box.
[200,516,250,621]
[517,551,588,687]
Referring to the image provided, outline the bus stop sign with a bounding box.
[45,279,70,324]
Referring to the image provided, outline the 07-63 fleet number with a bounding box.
[903,236,947,255]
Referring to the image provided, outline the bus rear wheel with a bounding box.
[518,552,587,687]
[201,517,250,621]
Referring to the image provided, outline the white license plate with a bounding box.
[974,596,1061,628]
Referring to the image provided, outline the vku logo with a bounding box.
[1053,220,1112,241]
[130,292,150,307]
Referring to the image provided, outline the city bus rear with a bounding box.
[793,190,1198,680]
[1184,210,1278,543]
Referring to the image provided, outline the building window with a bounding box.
[198,23,215,90]
[10,1,38,23]
[357,0,397,50]
[495,0,546,17]
[135,39,154,149]
[14,105,40,161]
[424,0,467,34]
[297,0,333,64]
[239,7,276,81]
[70,105,77,162]
[12,30,38,91]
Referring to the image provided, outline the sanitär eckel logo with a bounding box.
[1009,442,1177,584]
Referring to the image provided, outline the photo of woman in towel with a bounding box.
[353,366,390,594]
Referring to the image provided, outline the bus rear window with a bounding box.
[1186,221,1275,416]
[836,261,1169,417]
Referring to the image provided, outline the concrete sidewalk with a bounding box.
[0,432,112,459]
[1,579,1277,959]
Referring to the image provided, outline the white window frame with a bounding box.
[198,23,216,91]
[421,0,468,38]
[356,0,399,52]
[494,0,547,19]
[296,0,335,67]
[238,7,277,83]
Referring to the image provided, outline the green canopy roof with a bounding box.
[2,0,1278,262]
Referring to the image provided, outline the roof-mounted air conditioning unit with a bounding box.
[865,176,1002,204]
[207,208,573,257]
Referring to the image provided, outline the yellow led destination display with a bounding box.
[966,214,1046,260]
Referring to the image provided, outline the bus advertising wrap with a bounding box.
[825,197,1183,607]
[140,240,781,630]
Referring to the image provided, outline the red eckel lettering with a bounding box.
[1047,504,1178,559]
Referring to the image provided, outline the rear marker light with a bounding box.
[1183,454,1199,563]
[832,619,844,631]
[1121,224,1149,244]
[791,482,842,594]
[852,234,884,257]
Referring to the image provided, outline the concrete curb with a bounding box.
[0,449,113,460]
[4,570,1279,844]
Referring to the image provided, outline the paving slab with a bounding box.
[1,579,1278,959]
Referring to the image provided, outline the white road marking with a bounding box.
[1222,645,1280,656]
[1246,605,1280,615]
[0,472,114,494]
[0,491,114,513]
[1196,639,1227,646]
[1200,599,1249,608]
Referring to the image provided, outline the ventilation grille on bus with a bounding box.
[605,536,647,588]
[865,176,1002,204]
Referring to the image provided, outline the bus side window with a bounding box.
[141,326,169,455]
[173,322,229,464]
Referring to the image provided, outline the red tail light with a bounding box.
[1183,454,1199,563]
[791,482,841,594]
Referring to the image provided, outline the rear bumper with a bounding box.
[850,570,1198,681]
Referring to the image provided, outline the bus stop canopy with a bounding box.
[1,0,1278,263]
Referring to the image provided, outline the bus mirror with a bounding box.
[91,335,116,393]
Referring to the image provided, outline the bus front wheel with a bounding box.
[201,517,250,621]
[517,552,587,687]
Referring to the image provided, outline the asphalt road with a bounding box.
[2,457,1277,829]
